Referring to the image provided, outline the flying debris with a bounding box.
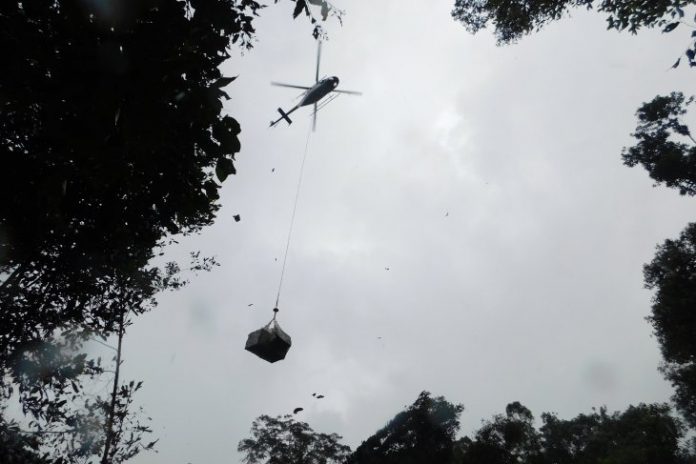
[445,212,449,217]
[271,168,275,172]
[270,41,361,131]
[316,395,325,399]
[293,407,304,414]
[233,214,241,222]
[248,304,254,307]
[385,267,390,271]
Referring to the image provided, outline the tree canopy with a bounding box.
[622,93,696,196]
[0,0,246,346]
[644,223,696,427]
[238,414,351,464]
[451,0,696,45]
[240,397,694,464]
[455,402,689,464]
[347,391,464,464]
[455,402,542,464]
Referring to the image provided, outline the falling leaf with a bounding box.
[293,407,304,414]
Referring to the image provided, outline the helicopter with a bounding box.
[270,41,361,131]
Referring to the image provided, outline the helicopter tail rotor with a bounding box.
[270,107,297,128]
[270,108,293,127]
[277,108,293,125]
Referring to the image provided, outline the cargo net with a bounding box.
[245,309,292,363]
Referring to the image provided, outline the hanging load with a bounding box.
[245,309,292,363]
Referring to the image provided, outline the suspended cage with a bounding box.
[245,309,292,363]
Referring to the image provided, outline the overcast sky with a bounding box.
[110,1,696,463]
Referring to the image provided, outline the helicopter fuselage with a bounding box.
[299,76,339,107]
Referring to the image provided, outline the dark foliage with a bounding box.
[451,0,695,44]
[0,418,51,464]
[347,391,464,464]
[622,93,696,196]
[455,402,688,464]
[645,223,696,427]
[238,414,351,464]
[539,403,684,464]
[456,402,542,464]
[0,0,246,353]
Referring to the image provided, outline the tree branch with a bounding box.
[101,310,124,464]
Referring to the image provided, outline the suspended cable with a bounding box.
[274,125,313,310]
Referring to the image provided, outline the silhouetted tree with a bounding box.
[454,402,542,464]
[0,0,337,462]
[540,403,685,464]
[0,0,252,357]
[622,93,696,196]
[0,418,52,464]
[451,0,696,61]
[238,414,351,464]
[644,224,696,427]
[455,402,689,464]
[347,391,464,464]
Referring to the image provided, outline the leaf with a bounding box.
[293,0,308,19]
[673,57,681,68]
[214,76,237,88]
[213,116,242,155]
[215,158,236,182]
[204,180,219,200]
[663,22,679,33]
[233,214,241,222]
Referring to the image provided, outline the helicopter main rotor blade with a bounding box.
[333,89,363,96]
[271,82,312,90]
[315,40,322,83]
